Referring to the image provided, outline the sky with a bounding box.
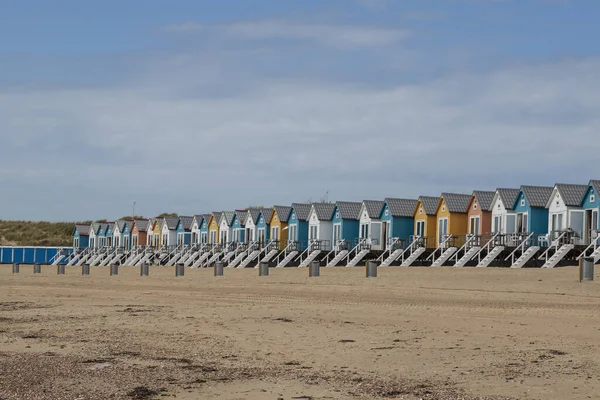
[1,0,599,221]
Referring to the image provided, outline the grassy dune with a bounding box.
[0,220,83,247]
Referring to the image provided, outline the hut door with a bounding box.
[381,222,388,250]
[289,225,297,243]
[416,221,425,238]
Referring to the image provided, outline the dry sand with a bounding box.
[1,264,599,400]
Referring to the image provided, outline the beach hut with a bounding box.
[73,224,91,249]
[161,216,179,247]
[96,223,107,247]
[434,193,472,248]
[413,196,440,247]
[545,183,587,243]
[208,212,222,244]
[131,218,151,247]
[380,198,418,246]
[198,214,211,245]
[287,203,311,251]
[151,219,163,249]
[358,200,385,250]
[490,189,521,234]
[581,180,600,245]
[511,186,553,240]
[232,210,248,243]
[176,216,194,246]
[270,206,291,250]
[113,221,124,248]
[191,215,203,244]
[308,203,336,249]
[256,208,273,245]
[331,201,361,248]
[88,223,101,248]
[467,191,495,236]
[106,222,115,247]
[244,209,262,243]
[218,212,235,244]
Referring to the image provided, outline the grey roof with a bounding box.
[312,203,336,220]
[363,200,384,219]
[273,206,292,222]
[291,203,311,221]
[245,208,260,224]
[589,180,600,198]
[384,198,418,218]
[75,224,90,236]
[441,193,471,213]
[90,222,100,235]
[553,183,588,207]
[193,214,204,227]
[496,188,520,211]
[418,196,440,215]
[134,219,150,232]
[179,216,194,230]
[201,214,212,226]
[335,201,362,220]
[235,210,248,225]
[116,220,127,232]
[471,191,495,211]
[520,185,554,208]
[259,208,273,223]
[211,212,223,226]
[164,215,179,230]
[220,212,235,226]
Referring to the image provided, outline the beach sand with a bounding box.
[1,264,599,399]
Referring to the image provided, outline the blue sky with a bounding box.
[1,0,599,221]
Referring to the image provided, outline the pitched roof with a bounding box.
[116,220,127,232]
[471,191,495,211]
[247,208,261,224]
[273,206,292,222]
[363,200,384,218]
[220,212,235,226]
[259,208,273,223]
[496,188,520,211]
[335,201,362,220]
[291,203,311,221]
[201,214,212,226]
[90,222,100,235]
[312,203,336,220]
[75,224,90,236]
[179,216,194,230]
[441,193,471,213]
[235,210,248,225]
[134,219,150,232]
[384,198,418,218]
[193,214,204,227]
[589,180,600,198]
[520,185,554,208]
[211,212,223,226]
[418,196,440,215]
[164,215,179,230]
[553,183,588,207]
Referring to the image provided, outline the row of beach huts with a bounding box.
[10,180,600,269]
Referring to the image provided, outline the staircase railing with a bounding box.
[539,231,568,262]
[452,234,479,263]
[275,241,298,264]
[504,232,535,264]
[377,237,402,262]
[577,231,600,260]
[324,240,348,264]
[475,232,500,264]
[344,238,369,264]
[298,240,321,263]
[426,234,454,263]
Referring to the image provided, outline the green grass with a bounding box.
[0,220,89,247]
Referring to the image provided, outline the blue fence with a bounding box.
[0,247,73,265]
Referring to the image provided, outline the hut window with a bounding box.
[384,209,389,216]
[292,214,296,220]
[419,209,423,215]
[591,195,596,203]
[336,212,340,219]
[442,206,446,212]
[521,199,525,207]
[473,203,478,210]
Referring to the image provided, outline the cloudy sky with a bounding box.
[1,0,599,221]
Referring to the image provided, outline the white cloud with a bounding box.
[164,19,409,48]
[1,57,599,220]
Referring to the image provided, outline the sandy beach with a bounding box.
[1,264,599,400]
